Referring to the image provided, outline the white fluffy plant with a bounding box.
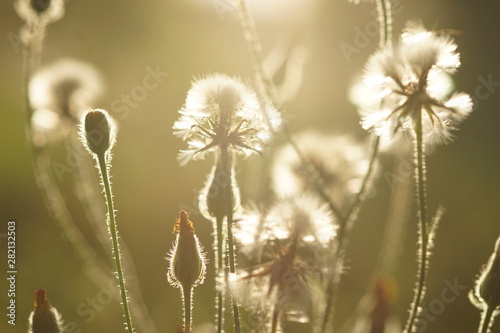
[173,73,281,333]
[354,21,473,333]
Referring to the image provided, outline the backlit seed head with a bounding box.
[173,73,281,166]
[471,236,500,311]
[15,0,64,25]
[80,109,116,157]
[167,211,207,289]
[29,59,103,121]
[28,289,64,333]
[355,21,472,145]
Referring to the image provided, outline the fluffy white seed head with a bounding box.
[272,132,374,207]
[173,73,281,166]
[355,21,473,145]
[29,59,103,121]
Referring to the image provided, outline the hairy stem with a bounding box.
[271,306,280,333]
[478,307,495,333]
[233,0,344,221]
[375,0,392,48]
[215,215,225,333]
[219,147,242,333]
[97,154,134,333]
[403,112,429,333]
[183,286,193,333]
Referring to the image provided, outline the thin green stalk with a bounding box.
[403,112,429,333]
[220,147,241,333]
[215,215,225,333]
[97,154,134,333]
[183,286,193,333]
[478,307,495,333]
[233,0,344,221]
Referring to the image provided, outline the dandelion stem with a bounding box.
[183,286,193,333]
[233,0,344,221]
[220,147,242,333]
[403,111,429,333]
[478,307,495,333]
[375,0,392,47]
[215,215,225,333]
[97,154,135,333]
[271,306,280,333]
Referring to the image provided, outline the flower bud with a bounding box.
[473,236,500,310]
[199,159,241,220]
[80,109,115,157]
[167,211,206,289]
[28,289,64,333]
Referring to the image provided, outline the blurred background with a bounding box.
[1,0,499,332]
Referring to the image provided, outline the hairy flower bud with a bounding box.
[28,289,64,333]
[80,109,116,157]
[471,236,500,311]
[167,211,206,289]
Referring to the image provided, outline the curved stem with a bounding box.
[97,154,135,333]
[220,147,242,333]
[215,215,225,333]
[478,307,495,333]
[403,112,429,333]
[233,0,344,222]
[183,286,193,333]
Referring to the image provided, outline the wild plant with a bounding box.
[15,0,495,333]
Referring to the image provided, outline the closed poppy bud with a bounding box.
[167,210,206,289]
[472,236,500,310]
[80,109,116,157]
[28,289,64,333]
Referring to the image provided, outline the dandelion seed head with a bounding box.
[230,242,313,328]
[30,59,103,122]
[267,194,336,246]
[272,132,373,207]
[173,73,280,166]
[356,22,472,145]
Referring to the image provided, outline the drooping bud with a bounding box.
[167,211,206,289]
[80,109,116,157]
[28,289,64,333]
[471,236,500,311]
